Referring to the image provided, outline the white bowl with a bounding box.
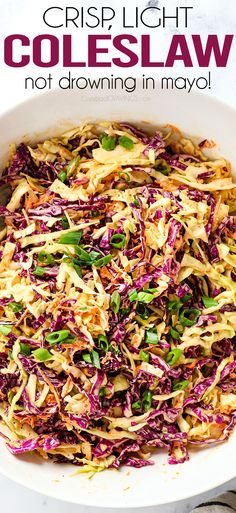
[0,87,235,508]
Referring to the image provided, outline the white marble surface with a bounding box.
[0,0,235,512]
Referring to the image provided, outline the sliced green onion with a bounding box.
[46,330,71,345]
[20,343,31,356]
[58,170,67,182]
[101,135,116,151]
[73,264,82,277]
[67,156,80,177]
[129,289,138,302]
[120,307,130,316]
[61,216,69,229]
[59,230,83,245]
[33,266,47,277]
[63,253,82,276]
[98,334,109,352]
[72,246,107,267]
[118,171,130,183]
[137,292,154,304]
[181,294,192,303]
[91,350,101,369]
[63,335,76,345]
[132,400,141,410]
[110,233,126,249]
[167,299,182,312]
[9,302,23,313]
[202,296,218,308]
[32,348,52,361]
[38,252,55,265]
[0,325,12,335]
[145,331,159,345]
[136,303,150,320]
[83,353,92,364]
[155,163,169,176]
[118,136,134,150]
[133,198,139,207]
[173,379,189,391]
[90,250,101,261]
[143,390,152,411]
[82,350,101,369]
[94,254,112,268]
[139,349,149,363]
[99,387,107,398]
[110,345,119,355]
[170,327,180,340]
[111,291,121,314]
[179,308,200,327]
[74,246,93,262]
[166,348,182,366]
[7,390,14,404]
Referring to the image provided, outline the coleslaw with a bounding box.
[0,121,235,471]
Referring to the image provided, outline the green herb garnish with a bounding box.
[143,390,152,411]
[9,302,23,313]
[83,353,92,364]
[129,289,138,302]
[38,252,55,265]
[83,350,101,369]
[91,350,101,369]
[58,170,67,182]
[145,331,159,345]
[173,379,189,391]
[110,233,126,249]
[132,400,141,410]
[33,266,47,277]
[101,135,116,151]
[32,348,52,361]
[20,343,31,356]
[139,349,149,362]
[67,156,80,177]
[46,330,73,346]
[167,299,182,312]
[155,163,169,176]
[170,327,180,340]
[179,308,200,327]
[98,334,109,352]
[136,303,150,320]
[61,216,69,229]
[94,255,112,268]
[118,136,134,150]
[0,325,12,335]
[137,292,154,304]
[166,349,182,366]
[111,291,121,314]
[202,296,218,308]
[59,230,83,245]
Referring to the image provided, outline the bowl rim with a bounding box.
[1,82,236,122]
[0,443,235,509]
